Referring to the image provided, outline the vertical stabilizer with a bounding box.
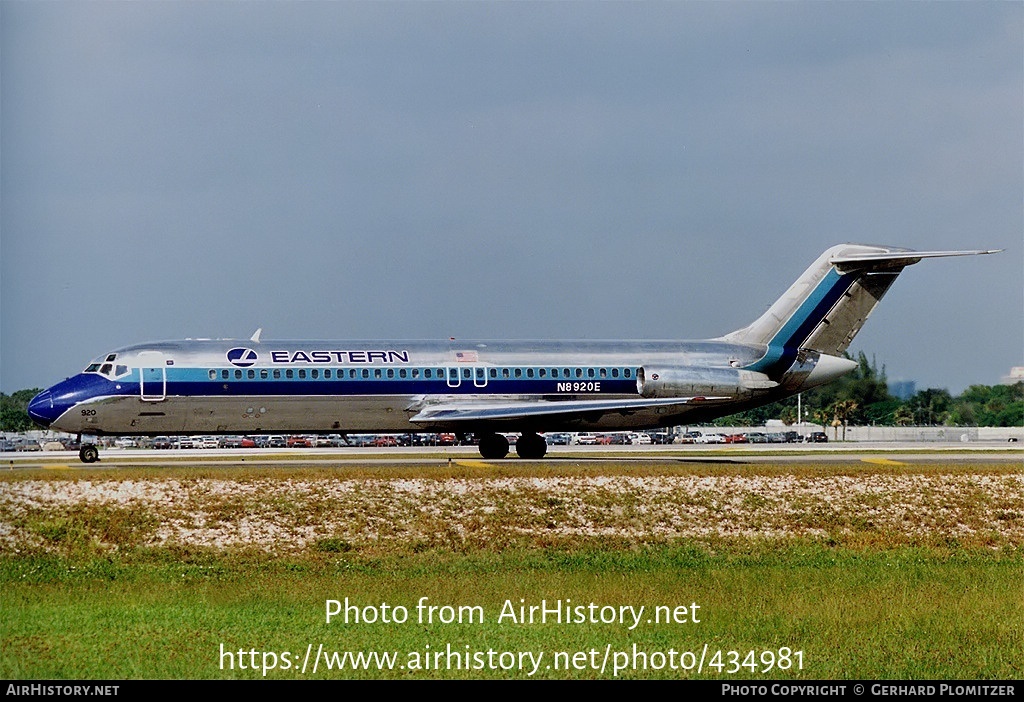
[723,244,999,378]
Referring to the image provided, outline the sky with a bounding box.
[2,1,1022,395]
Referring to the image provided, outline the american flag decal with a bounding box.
[455,351,478,362]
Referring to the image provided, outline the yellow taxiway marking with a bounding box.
[42,464,72,470]
[455,460,493,468]
[861,458,908,466]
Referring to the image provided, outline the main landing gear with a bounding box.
[476,432,547,460]
[79,444,100,463]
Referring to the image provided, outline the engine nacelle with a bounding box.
[636,366,778,399]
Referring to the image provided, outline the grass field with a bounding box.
[1,460,1021,679]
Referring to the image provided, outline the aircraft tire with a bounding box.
[79,444,100,463]
[478,433,509,460]
[515,432,547,459]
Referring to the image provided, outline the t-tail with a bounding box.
[723,243,1001,390]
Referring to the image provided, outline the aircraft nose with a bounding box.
[27,390,57,428]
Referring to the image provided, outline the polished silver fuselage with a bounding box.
[33,337,800,436]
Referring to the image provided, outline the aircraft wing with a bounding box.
[408,395,730,425]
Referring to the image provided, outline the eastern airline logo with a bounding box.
[227,348,258,368]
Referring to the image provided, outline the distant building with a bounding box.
[1001,367,1024,385]
[888,380,916,400]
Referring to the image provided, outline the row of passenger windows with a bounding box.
[208,367,635,381]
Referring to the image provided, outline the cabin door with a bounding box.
[138,351,167,402]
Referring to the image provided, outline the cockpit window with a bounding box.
[105,354,117,362]
[85,359,131,380]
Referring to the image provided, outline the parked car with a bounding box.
[373,435,398,447]
[745,432,768,443]
[628,432,652,445]
[545,433,572,445]
[287,436,313,448]
[151,436,173,449]
[696,433,726,444]
[723,434,748,444]
[650,431,676,444]
[807,432,829,443]
[677,431,703,444]
[572,433,598,445]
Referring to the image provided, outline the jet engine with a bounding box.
[636,366,778,399]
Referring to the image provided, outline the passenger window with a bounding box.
[247,370,255,379]
[311,369,319,379]
[209,370,217,380]
[399,369,407,378]
[600,368,607,378]
[387,369,394,379]
[539,368,546,378]
[502,368,510,378]
[588,368,595,378]
[575,368,582,378]
[324,369,332,379]
[514,368,522,378]
[261,369,268,379]
[374,369,382,379]
[527,368,534,378]
[273,370,281,379]
[612,368,619,378]
[298,369,306,379]
[625,368,631,378]
[222,370,229,380]
[362,369,369,379]
[286,370,294,379]
[489,368,497,378]
[235,370,242,380]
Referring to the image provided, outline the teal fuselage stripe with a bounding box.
[747,268,855,375]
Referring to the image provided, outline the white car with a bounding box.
[572,433,598,445]
[696,433,726,444]
[628,433,652,445]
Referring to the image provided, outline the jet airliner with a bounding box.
[28,244,998,463]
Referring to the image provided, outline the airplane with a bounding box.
[27,243,999,463]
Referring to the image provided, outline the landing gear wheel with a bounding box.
[515,432,547,459]
[79,444,100,464]
[478,433,509,459]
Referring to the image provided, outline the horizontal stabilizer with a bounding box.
[409,395,730,425]
[830,248,1002,271]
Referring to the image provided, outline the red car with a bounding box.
[723,434,748,444]
[287,436,313,448]
[373,435,398,447]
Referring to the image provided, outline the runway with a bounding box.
[3,442,1020,470]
